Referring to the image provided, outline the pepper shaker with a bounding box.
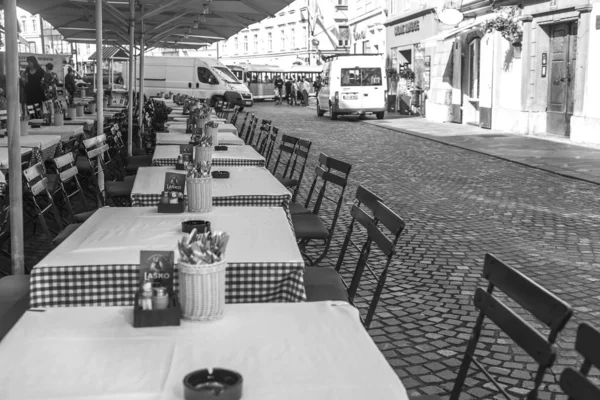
[152,287,169,310]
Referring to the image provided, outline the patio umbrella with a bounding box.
[4,0,293,275]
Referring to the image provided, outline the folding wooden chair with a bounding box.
[559,323,600,400]
[292,154,352,266]
[270,133,298,178]
[412,253,573,400]
[253,119,272,153]
[237,111,250,136]
[53,152,96,224]
[278,138,312,204]
[263,126,280,169]
[305,186,405,329]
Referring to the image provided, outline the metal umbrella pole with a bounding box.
[5,0,24,274]
[96,0,104,137]
[138,6,145,144]
[127,0,135,156]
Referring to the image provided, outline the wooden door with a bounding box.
[547,23,577,136]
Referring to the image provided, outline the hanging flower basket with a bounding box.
[483,9,523,46]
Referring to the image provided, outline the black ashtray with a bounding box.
[183,368,242,400]
[182,220,211,234]
[30,124,41,128]
[214,145,228,151]
[211,171,229,179]
[65,117,72,121]
[84,111,93,115]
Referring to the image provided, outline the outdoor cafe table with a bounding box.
[152,145,265,167]
[29,117,95,131]
[168,123,238,136]
[131,166,290,207]
[156,130,244,146]
[0,147,31,169]
[0,302,409,400]
[30,206,305,307]
[0,134,61,161]
[22,124,84,140]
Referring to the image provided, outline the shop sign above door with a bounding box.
[394,20,420,36]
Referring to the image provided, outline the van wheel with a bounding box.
[329,103,338,120]
[375,112,385,120]
[316,100,325,117]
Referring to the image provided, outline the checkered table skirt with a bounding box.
[0,182,5,197]
[30,261,306,307]
[153,158,265,167]
[131,193,290,207]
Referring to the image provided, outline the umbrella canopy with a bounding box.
[16,0,294,49]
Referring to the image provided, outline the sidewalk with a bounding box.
[364,116,600,185]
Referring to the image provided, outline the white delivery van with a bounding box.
[316,54,386,120]
[143,56,253,108]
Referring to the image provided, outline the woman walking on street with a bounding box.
[302,78,311,107]
[291,78,298,106]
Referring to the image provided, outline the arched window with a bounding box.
[468,37,481,99]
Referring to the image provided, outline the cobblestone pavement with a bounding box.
[12,102,600,399]
[250,102,600,399]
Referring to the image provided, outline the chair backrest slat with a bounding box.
[474,288,556,366]
[350,204,374,231]
[317,167,348,188]
[483,254,573,332]
[356,185,382,214]
[560,368,600,400]
[30,177,48,196]
[575,323,600,371]
[87,144,109,160]
[373,202,405,236]
[54,152,76,170]
[366,221,395,257]
[23,163,44,182]
[59,166,78,182]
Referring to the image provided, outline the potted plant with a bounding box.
[399,67,415,82]
[75,101,85,117]
[67,102,77,120]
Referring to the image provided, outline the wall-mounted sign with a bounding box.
[394,20,420,36]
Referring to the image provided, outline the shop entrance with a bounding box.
[547,22,577,136]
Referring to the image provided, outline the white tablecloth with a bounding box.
[0,135,61,150]
[0,302,408,400]
[168,124,238,137]
[31,207,305,306]
[29,118,93,129]
[156,131,244,146]
[25,124,83,140]
[0,147,31,168]
[131,166,290,207]
[37,206,301,267]
[152,145,265,167]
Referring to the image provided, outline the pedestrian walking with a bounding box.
[19,70,28,116]
[291,79,298,106]
[274,75,284,105]
[302,78,311,107]
[284,77,293,106]
[313,75,322,97]
[24,55,45,116]
[65,67,76,104]
[42,63,59,117]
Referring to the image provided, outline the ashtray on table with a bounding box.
[182,220,211,234]
[211,171,229,179]
[214,146,228,151]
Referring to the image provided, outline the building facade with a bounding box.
[348,0,387,55]
[415,0,600,144]
[156,0,350,67]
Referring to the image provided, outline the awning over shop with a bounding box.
[420,13,496,48]
[16,0,294,49]
[88,46,129,61]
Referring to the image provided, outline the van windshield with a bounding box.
[213,67,240,84]
[340,68,382,86]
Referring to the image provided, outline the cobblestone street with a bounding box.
[251,102,600,399]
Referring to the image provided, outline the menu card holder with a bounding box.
[157,200,186,213]
[133,292,181,328]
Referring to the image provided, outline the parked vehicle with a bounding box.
[317,54,386,120]
[227,64,283,101]
[144,56,253,108]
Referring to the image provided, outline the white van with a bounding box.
[143,56,253,108]
[316,54,386,120]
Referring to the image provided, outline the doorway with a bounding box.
[547,22,577,136]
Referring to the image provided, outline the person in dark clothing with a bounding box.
[19,70,28,115]
[284,77,292,106]
[65,67,76,104]
[24,56,45,114]
[274,75,284,105]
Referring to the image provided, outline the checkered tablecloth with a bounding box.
[130,166,290,207]
[152,145,265,167]
[30,207,305,307]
